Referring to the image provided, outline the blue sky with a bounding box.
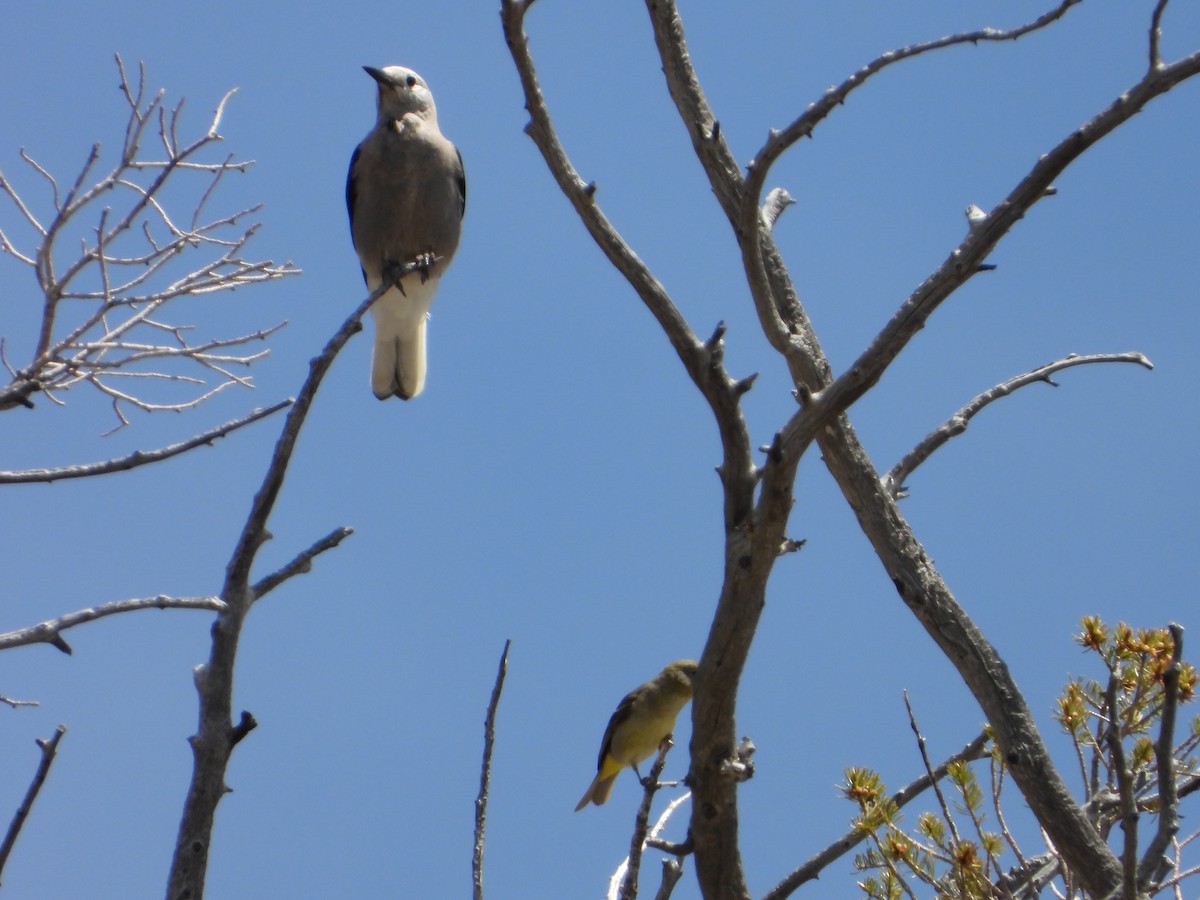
[1,2,1198,897]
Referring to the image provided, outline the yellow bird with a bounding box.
[575,660,699,811]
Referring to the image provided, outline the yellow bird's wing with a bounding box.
[596,687,640,772]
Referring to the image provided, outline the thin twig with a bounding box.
[763,731,989,900]
[0,695,39,710]
[0,725,67,884]
[743,1,1084,213]
[0,595,226,654]
[0,401,290,483]
[991,751,1028,875]
[782,50,1200,457]
[904,692,960,843]
[615,737,676,900]
[1149,0,1171,70]
[883,352,1153,497]
[2,55,297,425]
[473,640,511,900]
[644,792,693,857]
[250,526,355,602]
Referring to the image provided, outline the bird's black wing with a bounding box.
[596,687,639,771]
[345,146,360,227]
[455,146,466,220]
[345,146,368,284]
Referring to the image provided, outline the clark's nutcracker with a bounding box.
[347,66,465,400]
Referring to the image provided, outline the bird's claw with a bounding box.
[415,250,436,283]
[381,261,409,296]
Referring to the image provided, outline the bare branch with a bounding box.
[250,526,355,602]
[1104,675,1141,899]
[1149,0,1171,70]
[883,352,1154,497]
[1138,623,1184,888]
[731,2,1082,391]
[508,3,1199,897]
[0,695,39,710]
[0,595,226,654]
[760,188,795,232]
[473,640,511,900]
[222,278,390,593]
[743,2,1083,212]
[166,272,394,900]
[788,51,1200,446]
[0,400,290,483]
[0,166,48,237]
[17,150,58,225]
[763,731,990,900]
[1,55,297,424]
[617,737,678,900]
[905,692,960,844]
[500,0,759,532]
[652,858,684,900]
[641,2,1197,894]
[0,725,66,884]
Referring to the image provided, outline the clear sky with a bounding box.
[1,2,1198,898]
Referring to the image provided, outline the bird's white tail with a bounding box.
[370,281,434,400]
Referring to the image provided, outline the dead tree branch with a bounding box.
[474,640,511,900]
[0,54,296,424]
[0,725,67,886]
[883,352,1153,497]
[249,526,355,602]
[0,400,290,484]
[0,695,39,710]
[504,0,1199,896]
[1137,623,1184,889]
[618,738,676,900]
[641,2,1200,896]
[0,595,226,655]
[164,274,397,900]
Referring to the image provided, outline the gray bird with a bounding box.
[347,66,465,400]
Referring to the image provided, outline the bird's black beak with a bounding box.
[363,66,388,86]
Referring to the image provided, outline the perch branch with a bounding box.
[165,272,395,900]
[618,737,676,900]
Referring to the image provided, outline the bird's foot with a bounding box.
[381,261,409,296]
[414,250,436,284]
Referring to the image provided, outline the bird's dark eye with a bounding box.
[406,75,417,88]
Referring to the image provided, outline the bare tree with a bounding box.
[0,58,302,887]
[0,55,295,445]
[2,7,1196,897]
[500,0,1200,897]
[0,54,432,895]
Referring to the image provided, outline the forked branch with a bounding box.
[166,272,400,900]
[0,54,297,425]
